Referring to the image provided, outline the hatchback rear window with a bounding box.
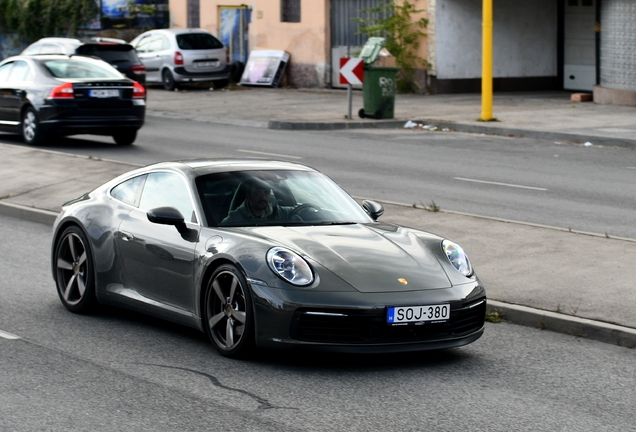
[176,33,223,50]
[42,59,123,79]
[77,44,139,64]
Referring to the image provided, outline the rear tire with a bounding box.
[22,107,45,145]
[162,69,177,91]
[113,130,137,146]
[212,79,229,90]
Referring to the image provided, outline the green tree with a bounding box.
[357,1,428,93]
[0,0,98,42]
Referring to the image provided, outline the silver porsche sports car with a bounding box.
[51,160,486,357]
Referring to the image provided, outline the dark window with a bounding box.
[176,33,223,50]
[281,0,301,23]
[77,44,139,63]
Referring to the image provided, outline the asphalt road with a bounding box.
[1,114,634,239]
[1,214,635,431]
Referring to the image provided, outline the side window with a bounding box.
[139,172,197,223]
[22,44,42,55]
[0,63,13,82]
[135,35,152,53]
[7,61,33,82]
[111,175,146,206]
[161,36,171,50]
[149,36,167,52]
[40,44,64,54]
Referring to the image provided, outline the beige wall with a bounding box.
[168,0,429,89]
[169,0,329,86]
[169,0,188,28]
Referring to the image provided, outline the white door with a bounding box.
[563,0,596,91]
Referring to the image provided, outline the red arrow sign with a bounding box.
[339,58,364,85]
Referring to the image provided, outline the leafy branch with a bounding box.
[356,1,428,93]
[0,0,98,42]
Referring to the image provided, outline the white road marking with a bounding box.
[0,329,20,340]
[626,167,636,170]
[237,149,302,160]
[454,177,548,191]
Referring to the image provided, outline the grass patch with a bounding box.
[485,311,503,323]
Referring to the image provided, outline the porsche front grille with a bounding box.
[291,299,486,344]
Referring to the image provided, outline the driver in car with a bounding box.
[222,178,295,224]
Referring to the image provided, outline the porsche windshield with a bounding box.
[196,170,374,227]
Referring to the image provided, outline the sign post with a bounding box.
[340,58,364,119]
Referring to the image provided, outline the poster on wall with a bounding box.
[219,6,250,64]
[240,50,290,87]
[101,0,169,30]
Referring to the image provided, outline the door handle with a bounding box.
[120,231,134,242]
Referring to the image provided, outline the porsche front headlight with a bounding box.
[267,247,314,286]
[442,239,473,277]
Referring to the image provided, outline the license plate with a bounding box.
[387,304,449,325]
[88,89,119,98]
[195,61,219,68]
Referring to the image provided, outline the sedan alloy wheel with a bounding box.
[22,107,44,145]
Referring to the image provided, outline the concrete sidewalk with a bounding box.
[147,87,636,148]
[1,86,636,348]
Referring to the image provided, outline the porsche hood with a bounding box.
[252,224,453,293]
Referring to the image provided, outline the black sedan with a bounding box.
[0,54,145,146]
[51,160,486,358]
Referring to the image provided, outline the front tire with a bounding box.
[204,264,255,358]
[54,226,97,313]
[212,79,229,90]
[162,69,177,91]
[22,107,45,145]
[112,130,137,146]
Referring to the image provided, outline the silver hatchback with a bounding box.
[130,28,230,90]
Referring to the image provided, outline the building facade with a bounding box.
[167,0,635,105]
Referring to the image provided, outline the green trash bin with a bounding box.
[359,66,399,119]
[357,37,399,119]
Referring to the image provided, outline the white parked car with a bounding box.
[130,28,230,90]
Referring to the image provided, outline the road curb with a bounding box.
[0,201,58,226]
[268,118,636,149]
[268,119,408,130]
[488,300,636,348]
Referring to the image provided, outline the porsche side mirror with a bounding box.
[362,200,384,221]
[147,206,187,232]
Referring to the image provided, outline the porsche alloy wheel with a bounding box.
[54,226,97,313]
[204,265,254,357]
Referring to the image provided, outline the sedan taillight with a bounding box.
[131,65,146,75]
[133,81,146,98]
[49,82,74,99]
[174,51,184,65]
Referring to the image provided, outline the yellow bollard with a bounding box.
[481,0,494,121]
